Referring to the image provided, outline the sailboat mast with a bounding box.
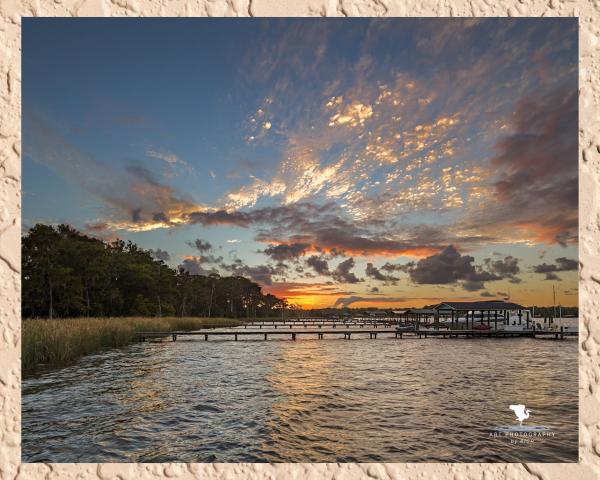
[557,285,561,319]
[553,284,556,320]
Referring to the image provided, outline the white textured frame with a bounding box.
[2,1,598,479]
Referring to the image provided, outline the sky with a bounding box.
[22,18,578,309]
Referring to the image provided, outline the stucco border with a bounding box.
[1,1,599,479]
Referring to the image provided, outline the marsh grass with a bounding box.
[22,317,242,375]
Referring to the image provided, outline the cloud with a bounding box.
[410,245,488,284]
[333,296,407,308]
[533,257,577,274]
[306,255,330,275]
[408,245,509,291]
[485,256,520,276]
[544,272,562,281]
[187,238,213,253]
[381,261,416,273]
[190,202,444,257]
[147,148,192,178]
[365,262,387,281]
[483,255,521,283]
[182,253,223,266]
[328,101,373,128]
[179,257,218,276]
[365,262,399,283]
[146,149,184,166]
[217,257,288,286]
[24,111,211,233]
[481,85,578,246]
[263,242,310,261]
[331,257,361,284]
[149,248,170,262]
[532,256,578,281]
[462,280,485,292]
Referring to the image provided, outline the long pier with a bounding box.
[242,322,395,329]
[137,327,577,342]
[138,329,401,342]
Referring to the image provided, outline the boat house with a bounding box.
[434,300,530,330]
[402,308,437,326]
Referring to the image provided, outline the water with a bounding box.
[22,329,578,463]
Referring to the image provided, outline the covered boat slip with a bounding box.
[403,300,533,331]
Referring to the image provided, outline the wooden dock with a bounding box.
[137,327,577,342]
[412,328,577,340]
[241,322,394,329]
[138,329,401,342]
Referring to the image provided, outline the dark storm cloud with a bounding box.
[263,242,310,261]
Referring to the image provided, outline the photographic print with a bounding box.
[22,18,578,463]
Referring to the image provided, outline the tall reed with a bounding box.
[22,317,242,375]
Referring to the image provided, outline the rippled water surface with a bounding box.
[22,329,578,462]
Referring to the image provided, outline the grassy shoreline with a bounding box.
[22,316,243,375]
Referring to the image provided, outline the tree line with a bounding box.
[22,224,284,319]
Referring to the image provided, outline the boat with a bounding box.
[472,323,491,331]
[396,324,415,332]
